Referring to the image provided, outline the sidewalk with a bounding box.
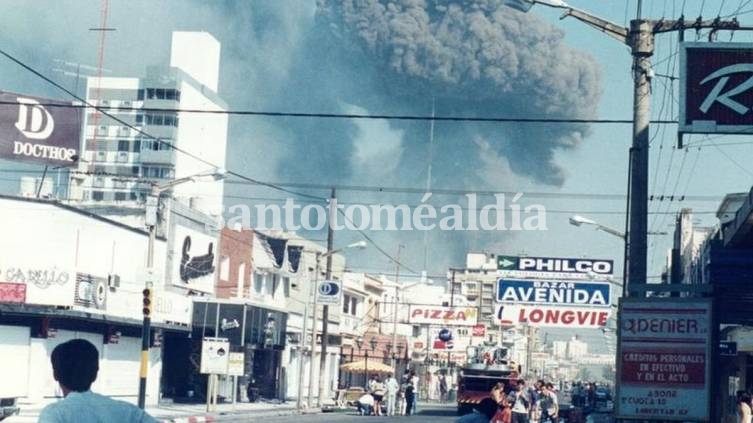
[5,398,320,423]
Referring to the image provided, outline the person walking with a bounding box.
[410,371,420,412]
[439,374,449,403]
[509,380,531,423]
[385,373,400,416]
[371,375,385,416]
[540,383,559,423]
[402,376,416,416]
[39,339,158,423]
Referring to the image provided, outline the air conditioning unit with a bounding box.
[99,99,110,107]
[121,100,132,108]
[93,177,105,188]
[107,274,120,289]
[118,126,130,137]
[116,151,128,163]
[95,151,106,161]
[113,180,126,189]
[96,126,108,136]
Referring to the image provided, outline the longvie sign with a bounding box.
[680,42,753,134]
[616,299,711,421]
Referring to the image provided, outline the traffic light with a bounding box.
[142,288,153,317]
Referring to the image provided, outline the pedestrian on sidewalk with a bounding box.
[370,375,385,416]
[509,380,531,423]
[39,339,158,423]
[357,393,375,416]
[410,371,419,412]
[385,373,400,416]
[402,376,416,416]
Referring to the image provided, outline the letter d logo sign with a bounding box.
[15,97,54,140]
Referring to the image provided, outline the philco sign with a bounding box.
[680,42,753,135]
[408,305,478,326]
[497,255,613,279]
[0,92,81,166]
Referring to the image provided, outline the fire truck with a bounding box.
[456,344,520,416]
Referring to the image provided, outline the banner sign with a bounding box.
[680,42,753,135]
[430,327,471,352]
[0,92,81,166]
[495,304,611,329]
[616,299,711,421]
[408,305,479,326]
[496,278,611,307]
[497,255,613,279]
[0,261,74,307]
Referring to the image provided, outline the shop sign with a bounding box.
[495,304,610,329]
[616,299,711,421]
[408,305,478,326]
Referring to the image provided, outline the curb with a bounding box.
[159,406,324,423]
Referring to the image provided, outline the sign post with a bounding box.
[200,337,230,413]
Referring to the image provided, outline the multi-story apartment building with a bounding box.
[69,31,227,213]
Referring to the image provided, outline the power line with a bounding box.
[0,100,680,125]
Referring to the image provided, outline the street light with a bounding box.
[137,167,225,409]
[356,336,377,389]
[569,215,626,240]
[309,240,367,408]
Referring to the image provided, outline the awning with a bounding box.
[340,360,394,374]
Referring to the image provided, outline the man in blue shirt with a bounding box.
[39,339,158,423]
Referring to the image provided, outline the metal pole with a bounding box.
[36,165,49,198]
[296,277,311,410]
[138,221,155,409]
[626,19,653,298]
[317,187,336,406]
[307,252,321,408]
[364,350,369,389]
[391,245,402,370]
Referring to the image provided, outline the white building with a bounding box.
[69,31,227,214]
[0,195,197,406]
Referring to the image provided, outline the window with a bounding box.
[147,88,156,99]
[96,140,108,151]
[283,276,290,298]
[135,113,144,125]
[253,273,264,294]
[117,140,129,152]
[130,192,138,201]
[350,297,357,315]
[133,140,141,152]
[166,89,177,100]
[220,255,230,281]
[131,166,140,176]
[137,89,144,101]
[114,192,126,202]
[156,88,165,99]
[92,191,104,201]
[343,295,350,313]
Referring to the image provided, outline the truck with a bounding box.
[456,344,520,416]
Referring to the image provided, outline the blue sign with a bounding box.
[720,341,737,356]
[496,278,611,307]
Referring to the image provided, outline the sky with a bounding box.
[2,1,753,350]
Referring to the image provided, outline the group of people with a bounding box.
[357,371,419,416]
[459,379,560,423]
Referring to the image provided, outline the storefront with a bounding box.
[189,299,287,402]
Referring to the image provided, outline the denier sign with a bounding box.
[408,305,478,326]
[0,92,81,166]
[497,255,613,279]
[680,42,753,135]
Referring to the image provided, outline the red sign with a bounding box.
[681,43,753,135]
[472,324,486,337]
[409,306,478,326]
[621,349,706,387]
[0,282,26,303]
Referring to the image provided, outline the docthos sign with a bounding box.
[316,280,341,304]
[0,92,82,167]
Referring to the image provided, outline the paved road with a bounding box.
[262,403,458,423]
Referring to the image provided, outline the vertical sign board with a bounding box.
[616,299,711,421]
[227,352,245,376]
[200,337,230,374]
[680,42,753,136]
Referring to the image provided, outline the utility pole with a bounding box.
[317,187,336,407]
[516,1,743,297]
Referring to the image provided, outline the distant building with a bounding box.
[69,31,227,214]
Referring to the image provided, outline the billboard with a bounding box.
[680,42,753,135]
[171,225,217,294]
[429,327,472,352]
[0,92,81,166]
[408,305,479,326]
[496,278,611,307]
[496,255,613,280]
[616,299,711,421]
[0,258,75,307]
[200,337,230,374]
[495,303,611,329]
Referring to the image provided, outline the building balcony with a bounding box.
[139,149,176,166]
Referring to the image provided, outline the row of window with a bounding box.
[89,164,174,179]
[86,138,174,153]
[135,112,179,127]
[85,190,144,202]
[136,88,181,102]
